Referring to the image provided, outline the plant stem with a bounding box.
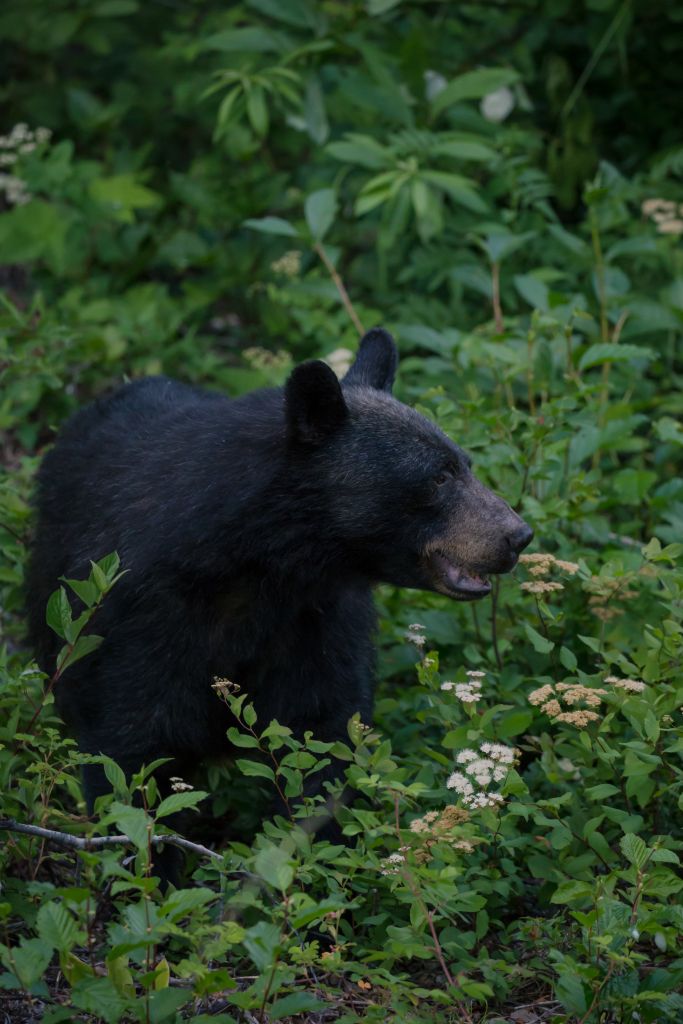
[490,578,503,671]
[314,241,365,336]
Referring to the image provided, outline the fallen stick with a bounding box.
[0,817,223,861]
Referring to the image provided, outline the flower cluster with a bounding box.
[446,743,518,809]
[169,776,193,792]
[441,669,485,703]
[0,123,52,207]
[405,622,427,648]
[243,347,291,372]
[212,676,241,696]
[642,197,683,235]
[583,572,639,623]
[270,249,301,277]
[519,552,580,596]
[407,806,472,863]
[528,681,606,726]
[379,851,406,876]
[605,675,646,694]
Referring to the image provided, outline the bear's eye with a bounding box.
[434,465,456,486]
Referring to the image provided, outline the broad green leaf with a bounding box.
[37,902,80,953]
[89,175,161,223]
[620,833,650,869]
[243,216,299,237]
[432,67,520,115]
[524,623,554,653]
[579,342,654,371]
[269,993,327,1020]
[304,188,337,241]
[236,758,275,781]
[254,842,294,890]
[156,790,208,819]
[46,586,72,640]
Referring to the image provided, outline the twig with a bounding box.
[0,817,223,861]
[313,241,365,336]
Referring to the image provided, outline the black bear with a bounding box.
[27,328,531,826]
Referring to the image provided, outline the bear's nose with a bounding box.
[507,521,534,554]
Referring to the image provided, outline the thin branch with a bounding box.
[313,241,365,336]
[0,817,223,861]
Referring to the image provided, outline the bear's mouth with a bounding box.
[430,552,492,601]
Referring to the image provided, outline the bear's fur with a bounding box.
[27,329,531,822]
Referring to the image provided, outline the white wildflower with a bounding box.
[456,748,478,764]
[446,772,475,798]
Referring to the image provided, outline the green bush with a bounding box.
[1,1,682,1020]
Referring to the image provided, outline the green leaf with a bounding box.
[236,759,275,781]
[156,790,207,819]
[37,902,80,953]
[89,174,161,224]
[254,842,294,890]
[327,134,389,168]
[110,803,152,850]
[304,188,337,242]
[555,972,588,1016]
[2,937,53,990]
[46,586,71,640]
[246,85,269,137]
[269,993,328,1019]
[243,216,299,237]
[57,633,103,673]
[585,783,620,801]
[70,976,131,1024]
[524,623,554,654]
[421,170,487,213]
[243,921,281,972]
[432,67,520,115]
[578,342,654,372]
[620,833,650,870]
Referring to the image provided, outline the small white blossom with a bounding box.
[446,772,475,798]
[456,748,478,764]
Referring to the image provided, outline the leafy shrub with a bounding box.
[1,1,682,1020]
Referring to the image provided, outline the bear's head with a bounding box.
[285,328,532,600]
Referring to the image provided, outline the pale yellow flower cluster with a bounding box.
[270,249,301,277]
[529,681,606,726]
[642,197,683,235]
[519,552,580,574]
[519,552,579,597]
[605,675,646,693]
[243,347,291,372]
[521,580,564,595]
[408,806,472,863]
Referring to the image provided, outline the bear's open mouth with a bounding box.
[430,552,492,601]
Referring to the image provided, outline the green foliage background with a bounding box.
[1,1,682,1022]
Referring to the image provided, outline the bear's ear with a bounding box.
[343,327,398,393]
[285,360,348,444]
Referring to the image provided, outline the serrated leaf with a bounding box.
[620,832,650,869]
[37,902,79,953]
